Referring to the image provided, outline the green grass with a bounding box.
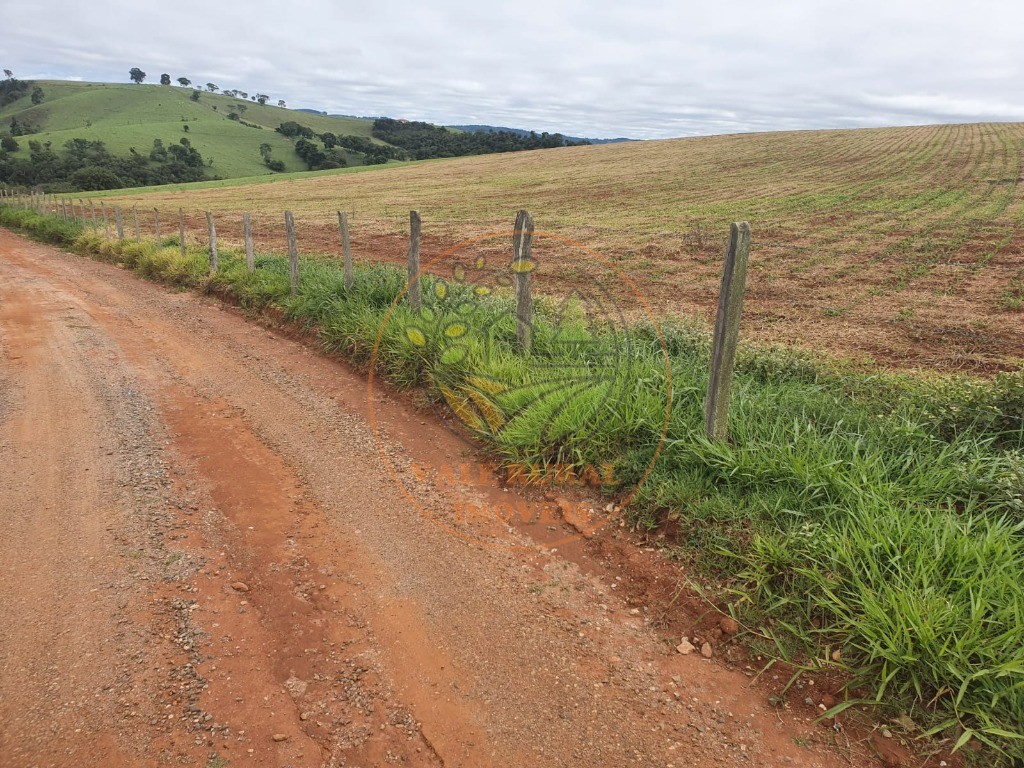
[0,80,382,179]
[3,203,1024,763]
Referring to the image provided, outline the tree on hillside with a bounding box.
[278,99,286,108]
[237,91,248,99]
[256,94,268,105]
[160,73,171,85]
[3,70,12,79]
[177,77,191,87]
[129,67,146,84]
[1,136,18,153]
[206,83,218,92]
[30,86,44,105]
[276,121,314,139]
[259,142,285,172]
[190,90,201,102]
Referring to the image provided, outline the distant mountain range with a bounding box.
[294,110,633,144]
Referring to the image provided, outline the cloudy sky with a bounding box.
[3,0,1022,139]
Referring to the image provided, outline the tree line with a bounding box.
[370,118,589,160]
[274,121,401,169]
[129,67,286,107]
[0,136,209,191]
[272,118,577,170]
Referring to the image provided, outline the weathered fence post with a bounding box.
[114,206,124,241]
[338,210,353,289]
[512,209,535,351]
[60,198,68,221]
[206,211,218,273]
[407,210,421,310]
[243,212,254,273]
[285,210,299,295]
[178,208,186,257]
[88,199,97,231]
[132,205,141,242]
[101,202,110,240]
[78,199,86,226]
[704,221,752,442]
[153,208,161,242]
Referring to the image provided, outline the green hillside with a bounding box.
[0,80,382,179]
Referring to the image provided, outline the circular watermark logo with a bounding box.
[368,227,672,549]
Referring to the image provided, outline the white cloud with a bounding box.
[1,0,1021,139]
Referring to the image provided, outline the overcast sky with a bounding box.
[3,0,1022,139]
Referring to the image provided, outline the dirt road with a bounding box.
[0,228,892,767]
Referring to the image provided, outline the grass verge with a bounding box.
[3,204,1023,762]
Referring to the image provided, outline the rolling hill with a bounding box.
[85,121,1024,372]
[0,80,381,179]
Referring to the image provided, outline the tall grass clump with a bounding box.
[0,206,83,244]
[3,204,1023,760]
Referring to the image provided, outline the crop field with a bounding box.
[90,121,1024,372]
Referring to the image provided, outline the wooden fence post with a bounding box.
[178,208,186,257]
[704,221,752,442]
[78,199,86,226]
[114,206,124,241]
[285,210,299,295]
[101,202,110,240]
[60,198,68,221]
[512,209,535,351]
[153,208,161,242]
[407,210,421,310]
[206,211,218,273]
[243,212,254,272]
[88,199,96,231]
[132,205,141,242]
[338,210,353,289]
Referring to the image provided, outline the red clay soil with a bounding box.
[163,210,1024,375]
[0,228,949,767]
